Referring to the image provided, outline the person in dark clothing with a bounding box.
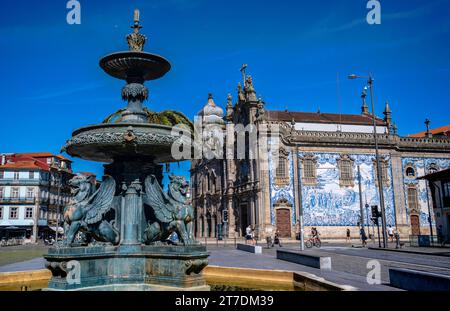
[360,227,367,247]
[272,230,283,247]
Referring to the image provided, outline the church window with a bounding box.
[338,155,354,187]
[428,163,438,174]
[374,158,390,187]
[301,155,317,185]
[276,158,286,178]
[274,149,290,186]
[405,166,416,178]
[407,186,419,213]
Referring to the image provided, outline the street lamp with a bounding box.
[348,73,388,248]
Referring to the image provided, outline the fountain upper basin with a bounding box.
[99,51,171,81]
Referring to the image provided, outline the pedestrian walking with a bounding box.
[346,228,351,243]
[245,225,252,244]
[360,227,367,247]
[387,225,394,243]
[394,228,401,249]
[250,226,257,245]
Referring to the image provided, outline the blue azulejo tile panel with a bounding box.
[268,150,295,226]
[401,157,450,226]
[297,152,396,227]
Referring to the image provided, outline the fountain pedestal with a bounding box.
[44,245,209,291]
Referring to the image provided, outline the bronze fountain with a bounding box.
[44,10,208,291]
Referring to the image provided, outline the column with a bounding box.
[292,149,300,231]
[211,215,216,238]
[196,214,202,238]
[120,180,142,245]
[203,214,208,238]
[227,198,236,238]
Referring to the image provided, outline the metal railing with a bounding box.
[0,197,36,203]
[0,179,49,186]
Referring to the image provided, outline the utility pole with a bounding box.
[368,75,388,248]
[349,73,388,248]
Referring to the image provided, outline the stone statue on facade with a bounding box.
[62,174,119,246]
[143,174,197,245]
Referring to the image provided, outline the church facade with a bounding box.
[190,76,450,240]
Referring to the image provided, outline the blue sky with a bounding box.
[1,0,449,180]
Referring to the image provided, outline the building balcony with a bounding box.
[0,178,50,186]
[0,197,36,204]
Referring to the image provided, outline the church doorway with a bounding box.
[239,203,249,237]
[410,215,420,236]
[276,208,291,238]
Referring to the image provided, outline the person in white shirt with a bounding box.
[387,225,395,242]
[245,225,253,244]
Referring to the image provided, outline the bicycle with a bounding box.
[305,235,321,248]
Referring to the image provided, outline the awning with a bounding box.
[49,226,64,234]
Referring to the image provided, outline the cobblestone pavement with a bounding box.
[207,242,450,290]
[289,246,450,283]
[206,245,399,291]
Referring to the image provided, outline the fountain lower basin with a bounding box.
[0,265,354,291]
[63,122,189,163]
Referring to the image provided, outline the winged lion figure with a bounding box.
[143,174,197,245]
[63,174,119,246]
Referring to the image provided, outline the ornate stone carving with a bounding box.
[63,129,179,151]
[122,83,149,101]
[185,259,208,275]
[142,175,197,245]
[62,174,119,246]
[126,9,146,52]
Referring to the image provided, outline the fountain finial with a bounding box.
[127,9,146,52]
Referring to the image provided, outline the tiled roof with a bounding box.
[0,160,49,171]
[266,110,386,126]
[55,154,72,162]
[16,152,72,162]
[409,125,450,137]
[15,152,53,157]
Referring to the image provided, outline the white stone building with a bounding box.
[0,152,73,242]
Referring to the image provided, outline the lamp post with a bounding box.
[349,73,388,248]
